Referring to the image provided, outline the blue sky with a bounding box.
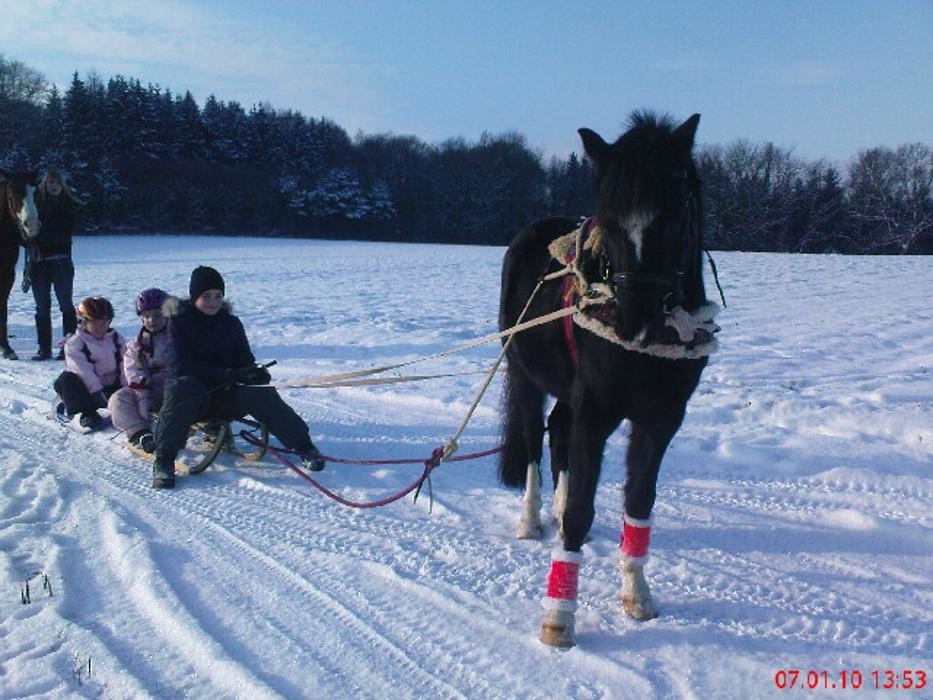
[4,1,931,164]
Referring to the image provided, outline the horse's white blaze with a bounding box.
[18,185,40,239]
[517,462,542,539]
[620,209,657,262]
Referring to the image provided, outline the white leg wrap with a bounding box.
[517,462,542,539]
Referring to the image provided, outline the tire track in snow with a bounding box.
[3,405,507,697]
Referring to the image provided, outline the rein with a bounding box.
[244,264,581,510]
[241,431,502,510]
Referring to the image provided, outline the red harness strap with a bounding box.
[561,275,578,366]
[560,217,598,367]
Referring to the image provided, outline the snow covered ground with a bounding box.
[1,236,930,699]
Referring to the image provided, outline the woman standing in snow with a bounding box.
[151,266,325,489]
[29,169,82,360]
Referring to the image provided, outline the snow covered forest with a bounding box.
[1,55,931,253]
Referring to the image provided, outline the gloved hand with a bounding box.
[138,397,152,420]
[235,365,272,386]
[92,391,108,409]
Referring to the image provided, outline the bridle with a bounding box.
[610,191,699,315]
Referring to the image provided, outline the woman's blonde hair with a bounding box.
[35,168,83,210]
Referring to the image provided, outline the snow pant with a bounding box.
[0,252,15,350]
[109,387,162,436]
[154,376,312,461]
[54,371,119,417]
[31,258,76,354]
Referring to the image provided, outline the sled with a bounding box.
[125,416,269,475]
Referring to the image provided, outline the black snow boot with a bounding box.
[0,316,15,359]
[298,440,326,472]
[79,411,104,430]
[33,315,53,360]
[152,456,176,489]
[130,429,156,454]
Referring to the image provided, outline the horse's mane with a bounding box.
[624,110,677,137]
[601,111,695,217]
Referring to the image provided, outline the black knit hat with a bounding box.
[189,265,225,300]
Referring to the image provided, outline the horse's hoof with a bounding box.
[517,521,543,540]
[540,609,576,648]
[622,596,659,621]
[517,526,543,540]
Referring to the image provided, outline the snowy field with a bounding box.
[1,236,930,699]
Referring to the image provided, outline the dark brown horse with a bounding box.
[498,112,719,647]
[0,169,40,359]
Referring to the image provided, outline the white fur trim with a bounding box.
[574,301,720,360]
[541,596,578,612]
[623,514,652,528]
[549,222,721,360]
[548,230,578,264]
[551,548,583,564]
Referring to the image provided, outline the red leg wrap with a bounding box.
[620,521,651,560]
[546,559,579,601]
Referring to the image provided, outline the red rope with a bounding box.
[239,431,502,509]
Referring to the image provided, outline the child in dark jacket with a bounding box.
[151,266,324,489]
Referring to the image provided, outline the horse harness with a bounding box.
[548,214,720,362]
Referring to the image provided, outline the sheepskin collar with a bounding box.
[549,222,720,360]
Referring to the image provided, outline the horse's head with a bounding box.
[578,112,703,342]
[0,168,41,240]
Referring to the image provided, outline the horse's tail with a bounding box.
[499,359,544,488]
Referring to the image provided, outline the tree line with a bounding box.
[2,55,930,253]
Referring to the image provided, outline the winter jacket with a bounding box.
[63,328,127,394]
[34,196,79,259]
[123,326,176,403]
[167,299,255,388]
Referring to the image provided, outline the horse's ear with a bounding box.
[578,128,610,169]
[672,113,701,151]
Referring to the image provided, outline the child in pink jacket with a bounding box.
[108,288,175,452]
[53,297,126,429]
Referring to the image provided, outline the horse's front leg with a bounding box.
[540,400,615,648]
[618,415,683,621]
